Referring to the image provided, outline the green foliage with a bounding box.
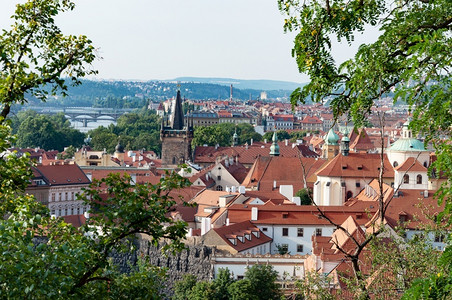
[227,279,256,300]
[192,123,262,147]
[173,265,281,300]
[89,109,161,154]
[403,241,452,299]
[173,274,197,300]
[0,0,97,120]
[187,281,215,300]
[13,112,84,151]
[211,268,234,300]
[245,264,282,300]
[262,130,291,142]
[292,271,334,300]
[295,188,312,205]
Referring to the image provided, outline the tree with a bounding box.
[211,268,234,300]
[263,130,290,142]
[0,0,97,121]
[295,188,312,205]
[245,264,282,300]
[173,274,197,300]
[187,281,215,300]
[227,279,256,300]
[15,113,84,151]
[280,0,451,297]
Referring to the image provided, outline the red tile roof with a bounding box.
[227,202,377,226]
[211,220,272,252]
[316,153,394,178]
[32,164,90,186]
[395,157,427,172]
[242,156,326,191]
[349,128,375,152]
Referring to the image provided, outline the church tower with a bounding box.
[160,89,193,169]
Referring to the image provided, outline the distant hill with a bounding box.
[170,77,305,91]
[22,79,302,108]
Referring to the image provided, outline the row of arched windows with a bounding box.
[403,174,423,184]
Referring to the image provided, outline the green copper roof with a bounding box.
[325,129,339,145]
[269,131,280,156]
[389,138,426,152]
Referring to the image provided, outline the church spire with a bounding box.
[172,89,184,130]
[269,131,280,156]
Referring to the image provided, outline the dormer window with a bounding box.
[393,161,399,167]
[282,212,289,219]
[357,165,363,170]
[228,238,236,245]
[342,164,348,169]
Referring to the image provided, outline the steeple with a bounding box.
[341,125,350,156]
[269,131,280,156]
[172,89,184,130]
[232,128,239,146]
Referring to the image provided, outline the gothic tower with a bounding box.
[160,90,193,169]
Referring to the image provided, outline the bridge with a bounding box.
[26,107,135,127]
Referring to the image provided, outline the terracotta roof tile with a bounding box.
[395,157,427,172]
[316,153,394,178]
[211,220,272,252]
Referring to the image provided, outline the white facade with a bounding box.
[256,224,336,255]
[213,254,305,280]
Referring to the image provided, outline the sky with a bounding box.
[0,0,378,84]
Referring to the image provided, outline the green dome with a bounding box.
[389,138,426,152]
[325,129,339,145]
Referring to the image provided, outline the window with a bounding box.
[216,185,223,191]
[282,212,288,219]
[315,228,322,236]
[297,244,304,253]
[417,174,423,184]
[65,192,68,200]
[59,193,62,201]
[217,175,221,180]
[51,193,55,202]
[262,227,268,232]
[403,174,409,184]
[393,161,399,167]
[355,182,361,187]
[71,192,75,200]
[435,233,445,243]
[297,228,304,237]
[282,228,289,236]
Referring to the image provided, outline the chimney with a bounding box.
[264,139,267,144]
[251,138,253,145]
[251,207,258,221]
[424,190,429,198]
[285,139,288,146]
[201,217,211,235]
[226,218,230,226]
[238,186,246,194]
[273,180,277,190]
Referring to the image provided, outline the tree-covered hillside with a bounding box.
[23,79,296,108]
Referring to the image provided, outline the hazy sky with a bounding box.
[0,0,377,83]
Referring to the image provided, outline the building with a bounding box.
[161,90,194,168]
[26,163,91,217]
